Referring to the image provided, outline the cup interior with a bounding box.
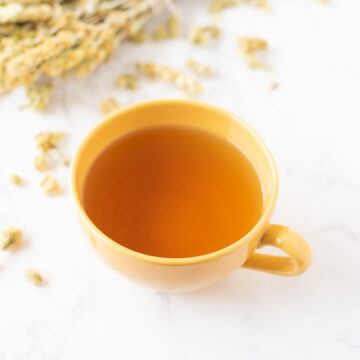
[72,100,278,253]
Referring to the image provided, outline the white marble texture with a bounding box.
[1,0,360,359]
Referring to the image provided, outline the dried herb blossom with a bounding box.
[152,15,180,40]
[137,62,203,95]
[100,98,121,116]
[35,131,65,152]
[22,82,54,112]
[24,269,45,286]
[0,226,22,250]
[10,174,24,185]
[186,59,214,77]
[40,174,60,195]
[34,153,48,171]
[238,37,269,69]
[117,73,138,90]
[189,25,220,46]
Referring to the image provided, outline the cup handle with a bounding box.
[243,224,312,276]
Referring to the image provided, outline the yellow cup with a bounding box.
[71,99,312,292]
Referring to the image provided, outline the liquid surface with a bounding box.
[82,125,263,258]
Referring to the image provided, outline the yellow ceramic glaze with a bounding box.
[71,99,312,292]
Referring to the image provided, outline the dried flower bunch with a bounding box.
[0,0,165,97]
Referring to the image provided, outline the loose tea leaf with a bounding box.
[186,59,214,77]
[34,153,48,171]
[40,174,60,195]
[0,226,22,250]
[10,174,24,185]
[137,62,203,95]
[24,269,45,286]
[35,131,65,152]
[152,15,180,40]
[22,82,54,112]
[189,25,220,46]
[129,28,148,43]
[238,37,269,69]
[117,73,138,90]
[168,15,180,38]
[48,148,71,167]
[100,98,121,116]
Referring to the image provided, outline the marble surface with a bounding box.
[1,0,360,359]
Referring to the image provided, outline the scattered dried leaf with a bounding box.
[24,269,45,286]
[34,153,48,171]
[100,98,121,116]
[152,24,168,40]
[152,15,180,40]
[0,227,22,251]
[35,131,65,152]
[168,15,180,38]
[186,59,214,77]
[10,174,24,185]
[48,148,71,167]
[137,62,203,95]
[238,37,269,69]
[129,28,148,43]
[40,174,60,195]
[117,73,138,90]
[21,82,54,112]
[189,25,220,46]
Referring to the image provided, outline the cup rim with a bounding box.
[71,99,278,266]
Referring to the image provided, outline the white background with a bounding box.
[1,0,360,359]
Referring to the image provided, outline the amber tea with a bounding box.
[82,125,263,258]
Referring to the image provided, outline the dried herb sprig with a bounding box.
[0,0,165,100]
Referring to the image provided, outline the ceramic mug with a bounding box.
[71,100,312,292]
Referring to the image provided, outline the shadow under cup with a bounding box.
[71,100,278,292]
